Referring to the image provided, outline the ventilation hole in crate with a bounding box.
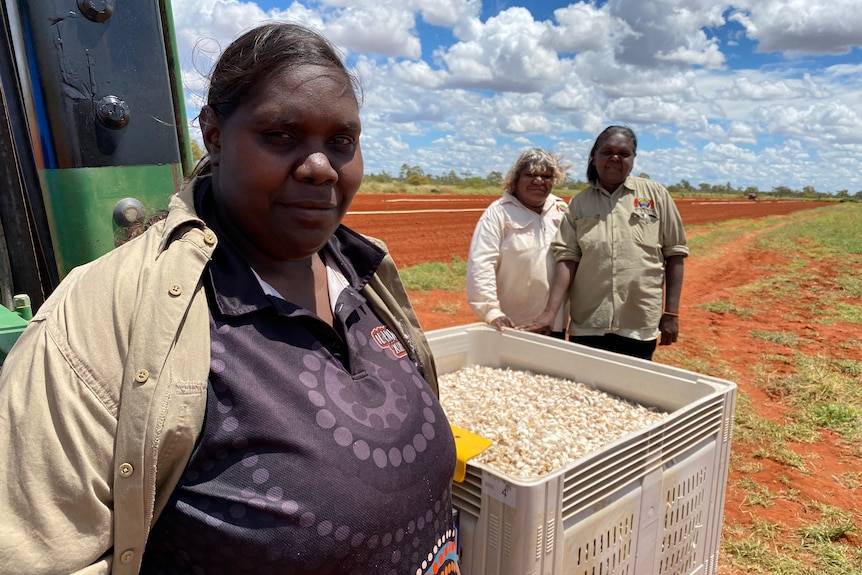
[574,513,634,574]
[546,518,556,555]
[504,521,513,558]
[452,475,482,519]
[658,466,707,574]
[535,524,543,560]
[488,513,500,550]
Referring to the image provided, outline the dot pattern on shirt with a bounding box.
[141,299,456,574]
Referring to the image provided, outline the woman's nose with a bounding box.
[296,151,337,184]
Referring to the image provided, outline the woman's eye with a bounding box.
[264,131,294,144]
[599,150,630,158]
[331,135,356,150]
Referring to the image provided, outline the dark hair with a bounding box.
[115,210,169,246]
[190,22,361,177]
[502,148,568,195]
[586,125,637,182]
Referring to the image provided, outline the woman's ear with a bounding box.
[199,106,221,166]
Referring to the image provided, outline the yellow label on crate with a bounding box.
[450,425,492,482]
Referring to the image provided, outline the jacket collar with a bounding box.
[158,176,209,253]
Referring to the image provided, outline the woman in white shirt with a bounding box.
[466,148,570,337]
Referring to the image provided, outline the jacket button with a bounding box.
[119,550,135,564]
[135,369,149,383]
[169,283,182,296]
[203,230,217,246]
[118,462,134,477]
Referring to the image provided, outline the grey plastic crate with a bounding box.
[428,324,736,575]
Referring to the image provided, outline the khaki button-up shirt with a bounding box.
[554,176,688,339]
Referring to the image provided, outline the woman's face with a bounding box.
[593,132,635,191]
[514,165,555,211]
[201,64,363,262]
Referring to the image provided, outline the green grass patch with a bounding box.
[654,346,736,379]
[399,257,466,292]
[803,403,861,438]
[685,217,777,256]
[831,359,862,378]
[754,204,862,254]
[754,355,862,441]
[430,301,462,314]
[722,536,808,574]
[833,472,861,490]
[838,273,862,298]
[698,300,757,317]
[799,505,857,544]
[737,477,778,508]
[751,330,804,347]
[834,302,862,323]
[704,205,862,327]
[732,395,810,468]
[735,460,766,474]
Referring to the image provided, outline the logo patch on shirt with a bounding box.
[371,326,407,358]
[634,197,654,210]
[175,380,204,396]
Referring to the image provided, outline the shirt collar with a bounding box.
[592,175,636,196]
[502,192,560,214]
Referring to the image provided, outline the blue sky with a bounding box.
[168,0,862,193]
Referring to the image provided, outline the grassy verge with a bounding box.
[399,257,467,292]
[672,204,862,573]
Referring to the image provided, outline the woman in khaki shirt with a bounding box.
[522,125,688,360]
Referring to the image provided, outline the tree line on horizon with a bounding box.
[363,163,861,200]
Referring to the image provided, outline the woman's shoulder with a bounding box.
[548,194,569,209]
[626,176,670,195]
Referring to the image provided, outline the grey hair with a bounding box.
[502,148,567,195]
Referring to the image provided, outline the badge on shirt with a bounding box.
[632,197,658,221]
[371,325,408,358]
[634,197,654,210]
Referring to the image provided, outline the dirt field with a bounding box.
[346,193,860,572]
[344,194,832,269]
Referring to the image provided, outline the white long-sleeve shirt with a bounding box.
[466,193,570,331]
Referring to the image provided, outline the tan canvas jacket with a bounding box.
[0,178,437,575]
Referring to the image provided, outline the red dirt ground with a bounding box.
[344,195,832,269]
[345,194,861,572]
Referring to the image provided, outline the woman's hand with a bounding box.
[517,312,554,336]
[490,316,515,330]
[659,313,679,345]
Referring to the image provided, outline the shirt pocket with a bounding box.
[574,216,602,251]
[629,211,660,247]
[501,220,540,254]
